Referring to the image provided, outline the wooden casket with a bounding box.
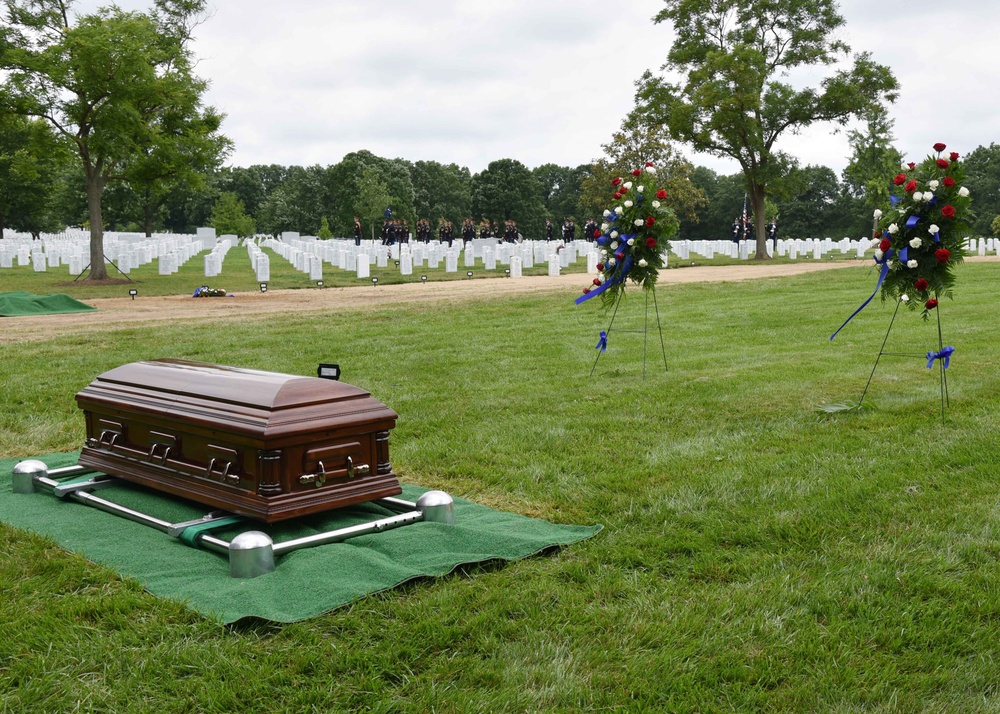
[76,359,402,522]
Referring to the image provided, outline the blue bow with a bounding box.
[926,345,955,369]
[830,249,894,340]
[576,237,636,305]
[595,331,608,352]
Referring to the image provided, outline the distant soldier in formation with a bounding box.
[768,219,778,248]
[353,216,362,246]
[503,219,518,243]
[731,218,740,243]
[401,219,410,244]
[479,218,490,239]
[416,219,430,242]
[562,219,576,242]
[583,218,598,242]
[545,219,554,241]
[380,219,391,245]
[462,218,476,243]
[438,219,447,243]
[491,220,499,238]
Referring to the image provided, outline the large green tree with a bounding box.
[962,143,1000,236]
[0,0,224,278]
[841,104,902,238]
[470,158,545,236]
[0,113,67,238]
[532,163,587,226]
[634,0,898,258]
[409,160,472,226]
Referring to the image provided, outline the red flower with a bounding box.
[874,231,883,239]
[645,161,654,167]
[583,287,591,295]
[941,205,956,219]
[925,298,939,310]
[645,237,657,249]
[893,173,907,185]
[631,168,642,177]
[645,216,655,227]
[950,152,960,161]
[593,278,602,286]
[612,177,622,186]
[656,189,667,199]
[907,162,916,170]
[914,278,929,291]
[620,185,628,194]
[613,192,621,200]
[943,176,956,187]
[933,142,947,152]
[615,252,624,261]
[879,238,891,252]
[935,248,951,263]
[593,229,602,238]
[596,262,604,271]
[904,179,918,193]
[936,159,949,169]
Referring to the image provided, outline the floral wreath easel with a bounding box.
[575,162,679,378]
[830,143,972,422]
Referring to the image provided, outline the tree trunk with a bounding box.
[0,215,5,240]
[144,200,154,237]
[749,183,770,260]
[86,171,109,279]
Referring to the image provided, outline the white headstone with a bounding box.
[548,255,560,277]
[464,247,475,267]
[400,253,413,275]
[256,253,270,282]
[445,252,458,272]
[484,247,496,271]
[813,242,823,259]
[789,243,798,260]
[510,254,523,279]
[309,254,323,281]
[587,251,598,274]
[356,255,370,278]
[32,253,46,272]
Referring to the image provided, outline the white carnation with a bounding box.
[901,161,910,170]
[599,249,607,256]
[601,222,609,231]
[652,200,661,209]
[901,294,910,303]
[928,180,939,191]
[637,185,644,193]
[624,181,633,190]
[624,200,634,208]
[610,231,619,239]
[614,206,623,215]
[873,209,883,219]
[907,259,918,268]
[959,186,970,197]
[645,167,656,175]
[888,223,899,234]
[909,237,922,249]
[871,238,881,248]
[608,257,617,266]
[874,249,885,260]
[638,259,648,267]
[627,238,635,246]
[610,241,619,249]
[602,210,611,218]
[634,219,644,226]
[927,224,939,235]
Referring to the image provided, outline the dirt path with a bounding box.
[3,257,996,343]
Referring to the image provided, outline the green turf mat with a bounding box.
[0,290,97,316]
[0,452,601,624]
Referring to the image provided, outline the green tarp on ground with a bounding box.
[0,452,601,624]
[0,291,97,316]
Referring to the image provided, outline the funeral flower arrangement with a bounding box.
[873,143,973,316]
[192,286,229,297]
[577,162,679,306]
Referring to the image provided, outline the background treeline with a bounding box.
[5,113,1000,241]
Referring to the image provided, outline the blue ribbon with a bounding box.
[906,215,920,230]
[830,250,894,340]
[926,345,954,369]
[890,195,900,206]
[899,246,908,263]
[934,230,940,243]
[595,331,608,352]
[576,254,635,305]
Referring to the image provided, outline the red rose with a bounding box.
[874,231,883,239]
[596,262,604,271]
[925,298,938,310]
[879,238,891,252]
[943,176,956,187]
[933,142,947,152]
[592,278,601,286]
[631,169,642,176]
[593,229,601,238]
[656,189,667,199]
[914,278,929,291]
[904,179,917,193]
[645,237,657,249]
[936,159,949,169]
[935,248,951,263]
[615,252,624,260]
[950,152,960,161]
[941,205,956,219]
[612,177,622,186]
[907,162,916,170]
[620,185,628,194]
[645,161,654,167]
[583,287,591,295]
[613,192,621,199]
[645,216,655,227]
[893,173,907,185]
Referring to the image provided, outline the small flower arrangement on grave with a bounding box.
[576,162,679,306]
[873,143,974,317]
[192,286,229,297]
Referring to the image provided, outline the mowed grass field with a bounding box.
[2,262,1000,712]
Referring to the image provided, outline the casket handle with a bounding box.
[97,430,119,449]
[347,456,370,478]
[148,443,171,463]
[207,458,239,484]
[299,460,327,487]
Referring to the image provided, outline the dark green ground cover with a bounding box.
[1,262,999,711]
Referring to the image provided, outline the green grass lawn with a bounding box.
[2,262,999,711]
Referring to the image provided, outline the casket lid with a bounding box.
[76,359,397,439]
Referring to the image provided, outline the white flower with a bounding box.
[614,206,624,214]
[638,259,648,267]
[909,237,922,249]
[610,241,619,250]
[874,249,885,260]
[871,238,881,248]
[599,249,607,257]
[634,219,644,226]
[602,210,611,218]
[610,231,619,239]
[601,222,609,231]
[912,193,923,203]
[873,209,883,219]
[927,224,939,235]
[901,161,910,170]
[608,257,617,266]
[907,259,918,268]
[901,294,910,303]
[624,181,633,190]
[645,167,656,175]
[887,223,899,234]
[624,200,634,208]
[887,261,896,270]
[652,200,661,209]
[928,180,939,191]
[637,185,644,193]
[959,186,970,197]
[627,238,635,246]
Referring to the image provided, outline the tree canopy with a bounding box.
[633,0,898,258]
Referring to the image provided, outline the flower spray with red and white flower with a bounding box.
[576,162,679,308]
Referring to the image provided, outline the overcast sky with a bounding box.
[78,0,1000,177]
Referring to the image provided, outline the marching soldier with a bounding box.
[545,219,554,241]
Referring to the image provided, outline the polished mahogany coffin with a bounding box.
[76,359,402,522]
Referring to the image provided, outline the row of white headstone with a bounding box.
[0,231,209,275]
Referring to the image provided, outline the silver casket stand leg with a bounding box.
[12,460,456,580]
